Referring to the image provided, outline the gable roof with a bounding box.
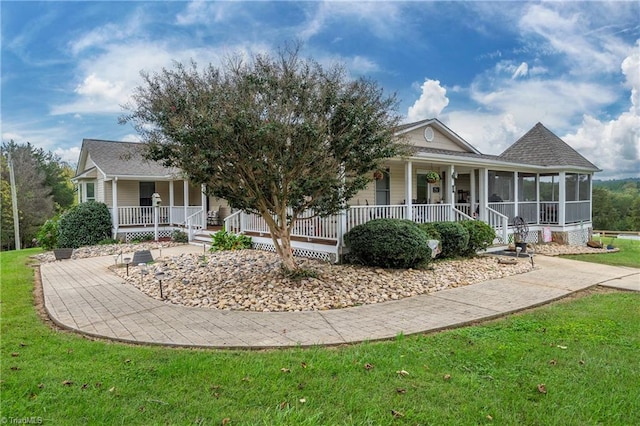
[395,118,482,155]
[500,123,600,171]
[76,139,181,179]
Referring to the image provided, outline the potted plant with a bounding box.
[425,171,440,183]
[53,247,73,260]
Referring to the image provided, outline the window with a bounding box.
[139,182,155,206]
[488,171,513,202]
[566,173,590,201]
[539,174,559,201]
[85,182,95,202]
[518,173,537,201]
[375,169,390,205]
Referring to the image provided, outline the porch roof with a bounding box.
[76,139,183,180]
[499,123,600,171]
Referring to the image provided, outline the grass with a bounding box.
[560,237,640,268]
[1,248,639,425]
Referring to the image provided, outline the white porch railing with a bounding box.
[116,206,171,226]
[540,202,559,224]
[566,201,590,224]
[224,210,340,240]
[486,206,509,244]
[412,204,452,223]
[488,202,515,221]
[347,205,406,231]
[455,203,472,217]
[172,206,206,226]
[186,208,205,240]
[113,206,203,227]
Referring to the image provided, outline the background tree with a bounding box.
[121,45,408,271]
[1,142,56,250]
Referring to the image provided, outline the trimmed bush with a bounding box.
[461,220,496,256]
[431,221,469,258]
[36,215,60,250]
[57,202,112,248]
[344,219,431,269]
[418,222,442,242]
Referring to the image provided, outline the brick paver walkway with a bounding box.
[40,245,639,348]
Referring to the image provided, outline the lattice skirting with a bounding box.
[252,242,338,263]
[506,231,540,244]
[568,227,591,245]
[120,229,174,243]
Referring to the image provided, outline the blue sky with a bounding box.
[2,1,639,179]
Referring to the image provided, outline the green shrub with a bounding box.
[344,219,431,269]
[172,229,189,243]
[98,238,120,245]
[418,222,442,242]
[431,221,469,258]
[461,220,496,256]
[36,215,60,250]
[57,202,112,248]
[210,230,252,251]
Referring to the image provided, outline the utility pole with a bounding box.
[7,150,21,250]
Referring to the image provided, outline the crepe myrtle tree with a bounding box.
[120,45,410,271]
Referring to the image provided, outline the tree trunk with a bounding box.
[261,211,299,272]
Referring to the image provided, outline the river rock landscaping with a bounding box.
[34,241,615,313]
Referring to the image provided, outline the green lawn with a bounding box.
[561,237,640,268]
[1,248,639,425]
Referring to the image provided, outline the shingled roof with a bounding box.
[500,123,600,171]
[77,139,180,178]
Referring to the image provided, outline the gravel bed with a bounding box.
[36,241,616,313]
[110,250,534,312]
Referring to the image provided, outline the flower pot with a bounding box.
[53,248,73,260]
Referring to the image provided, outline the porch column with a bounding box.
[513,171,519,219]
[169,181,174,225]
[112,178,119,239]
[558,171,566,226]
[536,174,541,224]
[405,161,413,221]
[447,164,455,204]
[478,168,488,222]
[470,170,477,218]
[201,184,207,227]
[183,180,189,223]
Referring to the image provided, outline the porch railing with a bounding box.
[412,204,453,223]
[540,202,559,224]
[488,202,515,222]
[347,205,406,231]
[224,210,340,240]
[115,206,171,226]
[186,208,205,240]
[486,206,509,244]
[565,201,590,224]
[518,202,538,224]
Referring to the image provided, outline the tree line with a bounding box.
[592,179,640,231]
[1,141,75,251]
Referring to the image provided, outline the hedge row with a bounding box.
[344,218,495,269]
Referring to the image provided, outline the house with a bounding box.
[74,120,599,260]
[73,139,227,241]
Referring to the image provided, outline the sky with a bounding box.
[2,1,639,179]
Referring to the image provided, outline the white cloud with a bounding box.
[298,1,403,41]
[511,62,528,79]
[406,79,449,122]
[53,146,81,166]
